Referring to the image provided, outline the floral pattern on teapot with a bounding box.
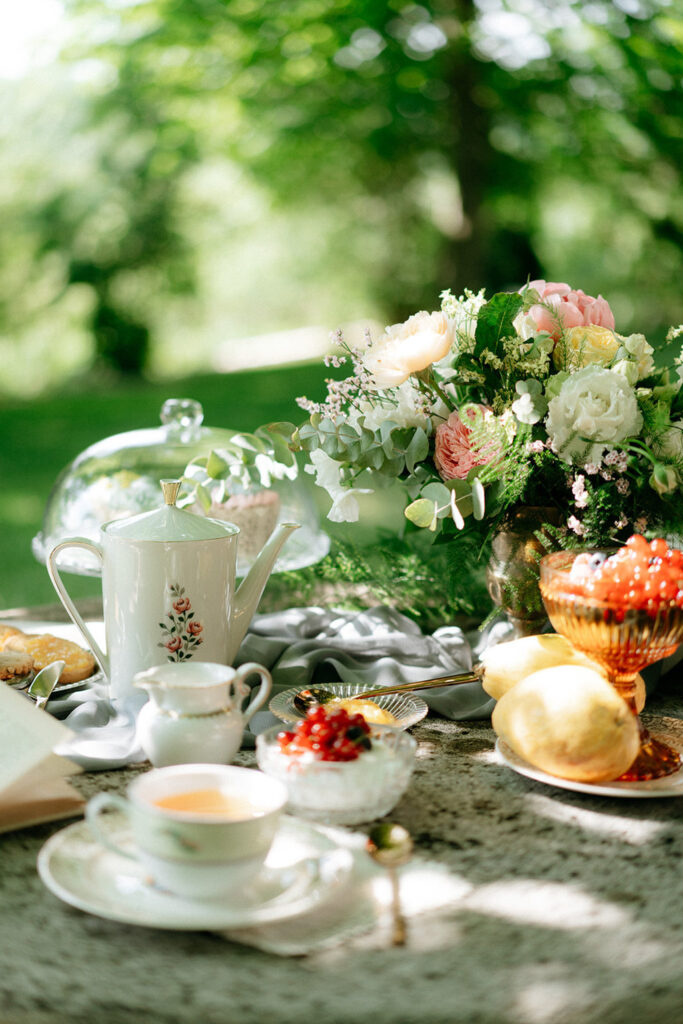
[158,583,204,662]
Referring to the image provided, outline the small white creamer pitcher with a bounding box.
[47,479,297,711]
[133,661,272,767]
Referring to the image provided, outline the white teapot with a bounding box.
[47,480,297,711]
[133,661,272,767]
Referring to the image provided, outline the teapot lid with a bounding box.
[104,480,238,542]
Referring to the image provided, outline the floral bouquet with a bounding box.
[290,280,683,622]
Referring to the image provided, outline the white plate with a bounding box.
[37,815,353,930]
[269,682,428,730]
[495,739,683,798]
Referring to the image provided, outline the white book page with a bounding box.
[0,684,74,793]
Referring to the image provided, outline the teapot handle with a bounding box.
[233,662,273,726]
[47,540,110,678]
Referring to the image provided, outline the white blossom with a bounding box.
[546,366,642,466]
[305,449,372,523]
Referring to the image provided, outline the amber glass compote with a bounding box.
[540,549,683,782]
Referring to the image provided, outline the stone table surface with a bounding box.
[1,607,682,1024]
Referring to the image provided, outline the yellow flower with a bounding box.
[363,311,454,389]
[553,325,620,372]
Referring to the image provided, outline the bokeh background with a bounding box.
[1,0,681,610]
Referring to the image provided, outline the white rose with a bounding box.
[545,365,643,465]
[363,311,454,389]
[622,333,655,380]
[305,449,372,523]
[610,359,639,387]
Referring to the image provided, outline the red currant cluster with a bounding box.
[570,535,683,611]
[277,705,373,762]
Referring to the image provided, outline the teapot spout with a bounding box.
[228,522,299,663]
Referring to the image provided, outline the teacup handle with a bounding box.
[47,540,109,678]
[233,662,272,726]
[86,792,137,862]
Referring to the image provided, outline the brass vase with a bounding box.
[486,507,560,637]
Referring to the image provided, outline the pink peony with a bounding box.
[434,405,496,481]
[526,280,615,341]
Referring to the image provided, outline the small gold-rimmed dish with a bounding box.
[269,682,428,731]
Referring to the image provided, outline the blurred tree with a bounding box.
[1,0,681,383]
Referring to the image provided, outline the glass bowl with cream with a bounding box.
[255,708,417,826]
[269,681,429,731]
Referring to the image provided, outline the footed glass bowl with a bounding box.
[255,724,417,826]
[540,548,683,781]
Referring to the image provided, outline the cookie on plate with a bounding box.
[5,633,96,684]
[0,624,25,650]
[0,649,34,681]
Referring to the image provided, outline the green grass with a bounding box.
[0,364,330,611]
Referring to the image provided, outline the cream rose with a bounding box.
[553,325,620,372]
[363,311,454,389]
[545,365,643,465]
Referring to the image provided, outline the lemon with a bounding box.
[492,665,640,782]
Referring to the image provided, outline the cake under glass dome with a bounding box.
[33,398,329,578]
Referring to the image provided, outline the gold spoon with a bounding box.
[366,823,414,947]
[293,668,482,714]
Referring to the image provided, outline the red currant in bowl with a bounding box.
[255,706,417,826]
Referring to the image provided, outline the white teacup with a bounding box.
[86,764,287,900]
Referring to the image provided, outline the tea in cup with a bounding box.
[86,764,287,899]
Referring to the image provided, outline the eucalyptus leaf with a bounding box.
[450,489,465,530]
[297,423,321,451]
[379,419,400,443]
[421,481,451,506]
[194,483,213,512]
[269,432,296,467]
[230,432,268,455]
[471,477,486,520]
[381,455,406,477]
[405,427,429,473]
[205,450,230,479]
[404,498,436,528]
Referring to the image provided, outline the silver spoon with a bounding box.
[366,823,414,947]
[293,669,482,715]
[28,661,65,711]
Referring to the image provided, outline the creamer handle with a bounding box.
[47,540,109,677]
[234,663,272,726]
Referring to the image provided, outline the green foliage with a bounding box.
[0,1,681,388]
[473,292,523,360]
[266,532,492,632]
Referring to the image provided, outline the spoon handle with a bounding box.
[353,668,481,702]
[389,868,407,947]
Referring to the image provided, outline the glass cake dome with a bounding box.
[33,398,330,577]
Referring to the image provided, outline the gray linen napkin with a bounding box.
[53,605,497,770]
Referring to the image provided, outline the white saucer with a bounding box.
[38,815,353,930]
[495,739,683,798]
